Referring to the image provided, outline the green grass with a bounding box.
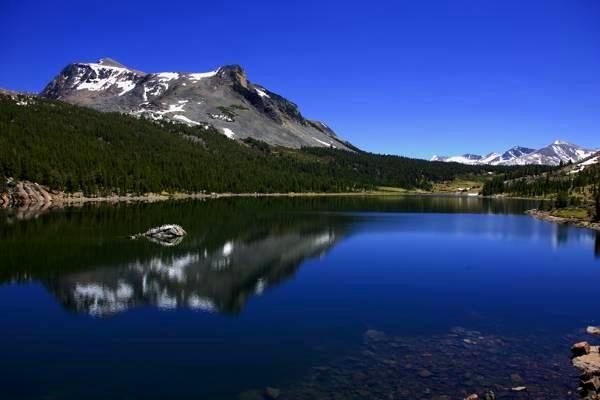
[375,186,411,193]
[431,177,484,193]
[550,207,589,219]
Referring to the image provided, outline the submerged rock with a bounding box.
[418,368,433,378]
[263,387,281,399]
[483,391,496,400]
[364,329,386,342]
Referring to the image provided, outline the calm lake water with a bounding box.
[1,196,599,400]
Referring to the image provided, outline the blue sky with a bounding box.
[1,0,599,159]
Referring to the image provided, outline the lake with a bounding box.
[1,196,599,400]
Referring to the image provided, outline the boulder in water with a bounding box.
[131,224,187,246]
[142,224,186,239]
[587,326,600,336]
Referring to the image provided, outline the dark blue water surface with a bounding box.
[0,196,599,399]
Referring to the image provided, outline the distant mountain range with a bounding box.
[431,140,597,166]
[40,58,351,149]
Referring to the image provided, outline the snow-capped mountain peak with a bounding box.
[97,57,130,69]
[509,140,596,166]
[480,152,502,164]
[431,141,596,166]
[40,58,349,149]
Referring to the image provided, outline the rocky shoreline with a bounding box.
[0,179,213,209]
[526,209,600,232]
[571,327,600,399]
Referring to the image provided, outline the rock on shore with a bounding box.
[572,341,600,399]
[0,179,58,208]
[526,209,600,232]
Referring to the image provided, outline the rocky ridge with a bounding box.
[40,58,350,149]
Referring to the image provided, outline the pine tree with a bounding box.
[556,191,569,208]
[594,186,600,222]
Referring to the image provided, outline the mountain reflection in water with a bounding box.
[53,229,339,316]
[0,198,357,316]
[0,196,597,318]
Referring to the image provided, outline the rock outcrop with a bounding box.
[0,179,59,208]
[572,341,600,399]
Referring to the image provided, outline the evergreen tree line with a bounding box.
[482,166,599,197]
[482,162,600,216]
[0,95,522,195]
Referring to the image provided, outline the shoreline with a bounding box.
[1,180,492,210]
[3,181,598,235]
[2,189,479,209]
[525,209,600,232]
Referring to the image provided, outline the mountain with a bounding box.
[503,140,596,166]
[482,146,536,165]
[40,58,350,149]
[482,147,600,199]
[431,141,595,166]
[565,151,600,175]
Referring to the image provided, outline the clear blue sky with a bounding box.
[1,0,599,158]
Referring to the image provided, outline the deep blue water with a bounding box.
[0,197,598,399]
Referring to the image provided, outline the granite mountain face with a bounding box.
[41,58,350,149]
[431,141,596,166]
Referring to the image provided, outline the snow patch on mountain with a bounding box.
[173,115,201,125]
[155,72,180,81]
[569,154,599,174]
[74,63,140,94]
[255,87,270,98]
[221,128,236,139]
[188,70,218,81]
[312,137,334,147]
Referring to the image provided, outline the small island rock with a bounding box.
[131,224,187,246]
[142,224,187,239]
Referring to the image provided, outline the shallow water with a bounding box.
[1,196,599,399]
